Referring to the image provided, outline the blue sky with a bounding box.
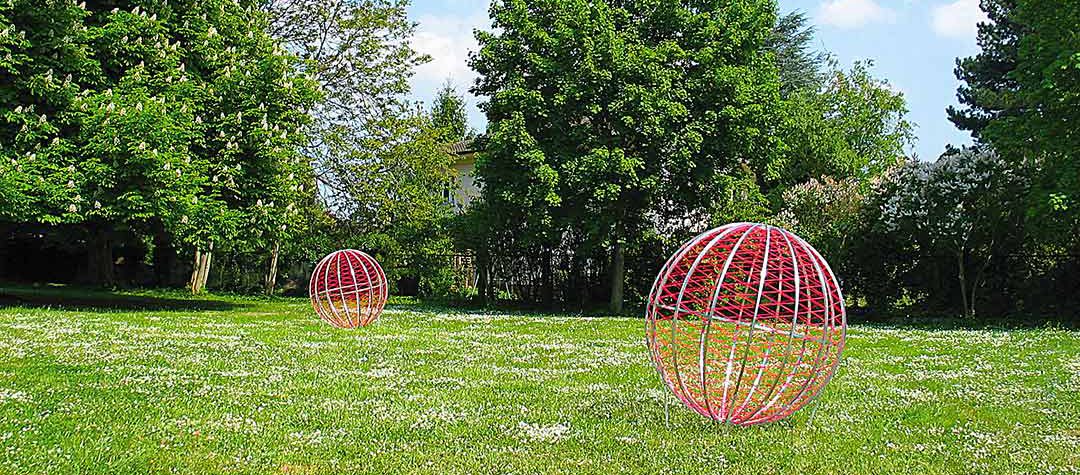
[406,0,986,160]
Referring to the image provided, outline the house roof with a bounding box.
[448,139,481,155]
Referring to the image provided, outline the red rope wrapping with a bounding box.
[645,223,846,425]
[309,250,388,328]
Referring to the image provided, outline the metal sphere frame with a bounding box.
[309,249,388,328]
[645,223,846,425]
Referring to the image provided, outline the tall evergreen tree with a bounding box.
[951,0,1080,245]
[769,10,828,96]
[947,0,1020,136]
[430,79,471,143]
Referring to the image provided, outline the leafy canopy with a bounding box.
[0,0,320,254]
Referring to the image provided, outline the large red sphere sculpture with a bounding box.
[309,250,388,328]
[645,223,846,425]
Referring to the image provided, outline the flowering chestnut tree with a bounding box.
[0,0,320,290]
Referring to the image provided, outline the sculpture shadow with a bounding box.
[0,286,246,312]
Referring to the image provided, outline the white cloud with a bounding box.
[409,11,489,129]
[931,0,988,40]
[411,13,484,86]
[817,0,897,29]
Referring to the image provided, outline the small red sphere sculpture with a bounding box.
[645,223,846,425]
[309,250,388,328]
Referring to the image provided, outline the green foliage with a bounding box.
[947,0,1020,136]
[856,147,1028,316]
[0,0,99,224]
[315,112,455,297]
[950,0,1080,240]
[430,79,472,143]
[466,0,914,310]
[776,60,914,191]
[263,0,429,211]
[0,0,322,289]
[983,0,1079,242]
[471,113,559,252]
[944,0,1080,314]
[769,10,828,96]
[772,175,863,259]
[471,0,785,309]
[264,0,457,298]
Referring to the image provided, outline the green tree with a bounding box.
[992,0,1078,242]
[262,0,429,208]
[769,10,828,96]
[324,111,455,296]
[264,0,456,296]
[947,0,1020,136]
[772,175,864,262]
[430,79,471,143]
[0,0,98,226]
[1,0,320,290]
[777,60,914,190]
[766,11,912,267]
[83,2,318,292]
[877,147,1027,317]
[951,0,1080,267]
[472,0,785,312]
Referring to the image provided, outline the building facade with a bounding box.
[448,140,481,211]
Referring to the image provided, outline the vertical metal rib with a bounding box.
[791,235,847,410]
[772,236,837,419]
[698,223,759,420]
[322,252,343,327]
[721,225,771,422]
[334,252,350,327]
[728,225,775,422]
[354,252,375,326]
[670,225,743,413]
[741,228,803,423]
[645,225,710,398]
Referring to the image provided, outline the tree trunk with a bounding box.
[969,241,995,318]
[568,245,586,310]
[609,233,626,314]
[476,247,489,306]
[0,223,9,281]
[86,225,114,286]
[189,241,214,294]
[200,242,213,292]
[540,248,554,308]
[189,248,200,292]
[932,258,942,307]
[265,241,280,295]
[968,280,978,317]
[152,223,176,287]
[957,251,969,317]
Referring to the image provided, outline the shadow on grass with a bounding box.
[848,308,1079,331]
[0,285,247,312]
[390,298,1079,330]
[386,295,635,319]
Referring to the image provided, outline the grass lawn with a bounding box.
[0,286,1077,474]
